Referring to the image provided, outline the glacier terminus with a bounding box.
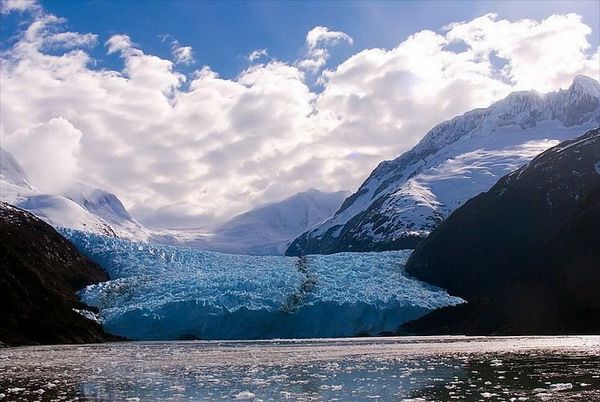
[61,229,463,341]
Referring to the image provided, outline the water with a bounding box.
[1,336,599,401]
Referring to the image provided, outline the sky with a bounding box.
[1,0,599,228]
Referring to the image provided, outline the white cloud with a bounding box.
[444,13,598,92]
[298,26,353,72]
[157,35,195,65]
[306,26,353,49]
[0,0,40,14]
[248,48,268,62]
[3,117,82,193]
[106,34,134,54]
[171,41,195,65]
[0,10,597,228]
[105,34,185,95]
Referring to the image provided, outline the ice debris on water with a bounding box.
[233,391,256,400]
[549,383,573,392]
[61,229,464,340]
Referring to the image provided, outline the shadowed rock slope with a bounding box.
[0,202,114,345]
[403,127,600,335]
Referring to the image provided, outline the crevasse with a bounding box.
[61,229,464,340]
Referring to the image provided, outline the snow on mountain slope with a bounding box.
[0,147,32,189]
[287,75,600,256]
[404,128,600,334]
[17,194,118,237]
[154,189,347,255]
[2,144,339,250]
[0,147,149,240]
[64,182,151,240]
[62,228,463,340]
[65,183,134,223]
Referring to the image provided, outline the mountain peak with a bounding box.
[569,74,600,98]
[287,78,600,256]
[0,147,32,189]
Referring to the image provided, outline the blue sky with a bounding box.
[3,0,598,79]
[1,0,599,227]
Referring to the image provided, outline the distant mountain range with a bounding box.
[1,149,346,255]
[1,147,150,240]
[152,189,347,255]
[403,127,600,334]
[2,76,598,258]
[287,75,600,256]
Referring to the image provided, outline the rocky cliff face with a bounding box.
[0,202,114,345]
[287,76,600,256]
[403,127,600,335]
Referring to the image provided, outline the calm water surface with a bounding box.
[1,336,599,401]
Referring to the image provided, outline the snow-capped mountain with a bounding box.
[63,182,151,240]
[2,146,343,252]
[405,127,600,334]
[154,189,348,255]
[287,75,600,256]
[0,147,149,240]
[0,147,32,189]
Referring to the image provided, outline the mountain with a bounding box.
[2,146,342,252]
[154,189,348,255]
[287,75,600,256]
[0,146,32,189]
[63,182,151,240]
[206,189,348,255]
[403,127,600,334]
[0,147,149,240]
[0,202,114,345]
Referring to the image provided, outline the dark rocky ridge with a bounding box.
[0,202,115,345]
[403,127,600,334]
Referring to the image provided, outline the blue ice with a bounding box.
[61,229,464,340]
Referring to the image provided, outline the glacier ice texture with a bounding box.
[61,229,464,340]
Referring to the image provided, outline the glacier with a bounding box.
[61,229,463,340]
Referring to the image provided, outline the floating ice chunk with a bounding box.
[73,308,100,323]
[62,229,464,340]
[233,391,256,400]
[549,383,573,392]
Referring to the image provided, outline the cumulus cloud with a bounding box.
[0,10,597,228]
[298,26,353,72]
[171,41,195,65]
[3,117,82,193]
[106,34,134,54]
[306,26,353,49]
[0,0,40,14]
[444,13,598,92]
[157,34,195,65]
[248,48,268,62]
